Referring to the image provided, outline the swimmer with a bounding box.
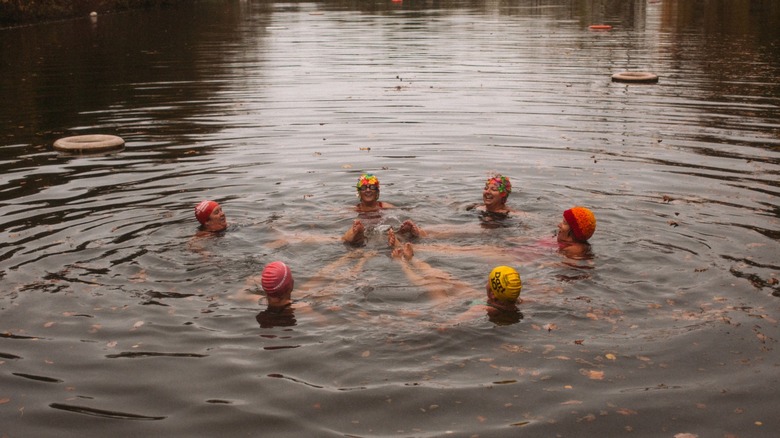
[343,173,425,245]
[354,173,395,213]
[195,200,227,232]
[450,266,523,326]
[343,173,392,245]
[254,261,298,328]
[556,206,596,258]
[240,252,376,327]
[473,173,517,216]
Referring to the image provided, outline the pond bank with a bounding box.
[0,0,189,27]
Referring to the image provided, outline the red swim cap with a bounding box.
[261,261,294,296]
[195,200,218,225]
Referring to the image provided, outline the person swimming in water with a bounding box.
[195,200,228,232]
[556,206,596,259]
[473,173,516,216]
[343,173,425,245]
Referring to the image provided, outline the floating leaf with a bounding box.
[605,353,616,361]
[581,369,604,380]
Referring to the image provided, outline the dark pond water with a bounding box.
[1,0,779,436]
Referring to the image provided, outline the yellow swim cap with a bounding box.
[488,266,522,303]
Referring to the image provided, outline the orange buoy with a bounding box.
[589,24,613,30]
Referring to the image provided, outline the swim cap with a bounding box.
[356,173,380,191]
[195,200,218,225]
[563,206,596,242]
[488,266,522,303]
[486,174,512,198]
[261,261,294,296]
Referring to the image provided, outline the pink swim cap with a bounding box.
[261,261,294,296]
[195,200,218,225]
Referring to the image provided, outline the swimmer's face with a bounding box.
[358,184,379,203]
[483,182,505,207]
[556,219,572,242]
[205,205,227,232]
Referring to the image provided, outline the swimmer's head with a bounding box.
[488,266,522,303]
[261,261,294,296]
[356,173,380,192]
[563,206,596,242]
[485,174,512,201]
[195,200,219,225]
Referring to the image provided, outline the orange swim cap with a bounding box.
[563,207,596,242]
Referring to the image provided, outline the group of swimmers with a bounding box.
[193,172,597,326]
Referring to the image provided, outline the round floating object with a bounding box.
[53,134,125,152]
[611,71,659,84]
[589,24,612,30]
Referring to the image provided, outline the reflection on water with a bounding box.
[1,1,779,436]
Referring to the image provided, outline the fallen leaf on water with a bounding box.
[581,369,604,380]
[44,322,55,328]
[605,353,617,360]
[361,350,370,358]
[0,398,10,405]
[616,408,637,416]
[131,321,144,330]
[106,341,117,348]
[341,164,353,169]
[574,339,584,345]
[476,415,486,423]
[673,434,698,438]
[544,323,558,332]
[560,400,582,405]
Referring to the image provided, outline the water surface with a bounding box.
[1,1,779,436]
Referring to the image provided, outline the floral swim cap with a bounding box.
[356,173,380,191]
[563,206,596,242]
[488,266,522,303]
[485,174,512,198]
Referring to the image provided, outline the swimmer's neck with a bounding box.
[267,296,292,309]
[479,204,510,214]
[357,200,381,211]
